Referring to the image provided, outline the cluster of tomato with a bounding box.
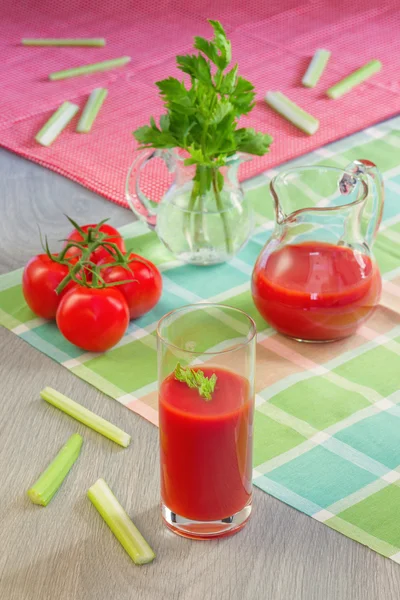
[22,220,162,352]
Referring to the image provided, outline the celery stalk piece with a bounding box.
[265,91,319,135]
[27,433,83,506]
[35,102,79,147]
[302,49,331,88]
[49,56,131,81]
[88,478,156,565]
[40,387,131,448]
[22,38,106,47]
[326,60,382,99]
[77,88,108,133]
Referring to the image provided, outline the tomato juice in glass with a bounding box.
[157,304,256,539]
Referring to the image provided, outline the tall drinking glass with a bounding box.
[157,304,256,539]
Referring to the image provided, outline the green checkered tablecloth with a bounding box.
[2,117,400,561]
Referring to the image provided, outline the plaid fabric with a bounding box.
[2,117,400,560]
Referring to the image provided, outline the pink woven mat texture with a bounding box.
[1,0,400,208]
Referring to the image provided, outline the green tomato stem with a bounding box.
[27,434,83,506]
[55,244,92,293]
[55,231,131,293]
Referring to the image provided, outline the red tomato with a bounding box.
[65,223,126,264]
[22,254,75,319]
[56,287,129,352]
[99,253,162,319]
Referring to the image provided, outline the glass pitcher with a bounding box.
[125,149,253,266]
[252,159,384,342]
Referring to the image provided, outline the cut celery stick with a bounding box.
[265,91,319,135]
[35,101,79,147]
[88,478,155,565]
[326,59,382,99]
[77,88,108,133]
[27,433,83,506]
[22,38,106,47]
[302,49,331,88]
[40,387,131,447]
[49,56,131,81]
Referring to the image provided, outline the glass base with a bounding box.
[175,248,230,266]
[283,332,354,344]
[290,335,348,343]
[161,501,252,540]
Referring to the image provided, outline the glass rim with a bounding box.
[172,149,242,164]
[156,303,257,356]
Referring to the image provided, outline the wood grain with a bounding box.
[0,148,399,599]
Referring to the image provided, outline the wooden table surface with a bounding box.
[1,148,399,600]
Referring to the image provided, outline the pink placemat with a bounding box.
[1,0,400,208]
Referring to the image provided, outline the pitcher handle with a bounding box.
[345,159,384,246]
[125,149,166,229]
